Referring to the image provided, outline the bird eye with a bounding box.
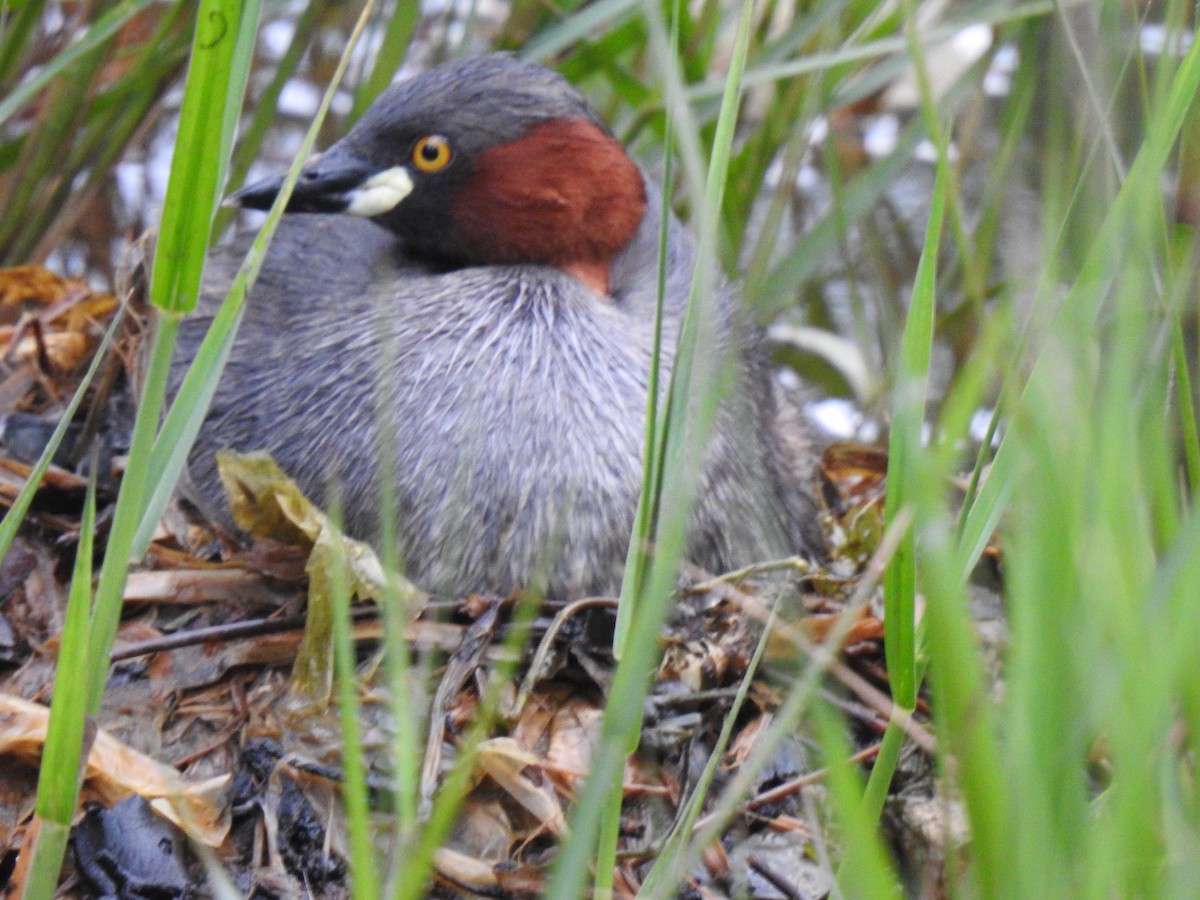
[412,135,452,173]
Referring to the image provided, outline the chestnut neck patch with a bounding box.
[452,118,646,296]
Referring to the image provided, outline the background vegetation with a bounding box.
[3,0,1200,896]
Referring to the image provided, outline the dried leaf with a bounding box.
[476,737,567,838]
[821,441,888,501]
[434,846,499,890]
[0,266,74,310]
[801,607,885,647]
[216,451,427,699]
[0,693,229,846]
[10,331,91,372]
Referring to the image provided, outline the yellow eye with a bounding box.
[412,135,452,172]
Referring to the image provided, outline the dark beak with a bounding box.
[229,158,377,214]
[228,146,414,219]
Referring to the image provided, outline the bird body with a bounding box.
[175,55,820,598]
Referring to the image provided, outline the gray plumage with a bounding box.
[173,55,821,598]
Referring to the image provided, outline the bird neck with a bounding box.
[452,119,647,296]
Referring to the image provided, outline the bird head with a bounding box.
[233,55,648,296]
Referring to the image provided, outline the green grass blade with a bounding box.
[519,0,639,63]
[637,601,775,895]
[18,818,70,900]
[613,0,680,662]
[85,315,175,714]
[151,0,259,315]
[908,307,1011,895]
[17,12,192,264]
[23,467,99,894]
[816,701,901,898]
[85,0,262,715]
[133,0,378,555]
[751,112,927,318]
[327,510,379,899]
[392,590,542,900]
[920,525,1009,897]
[882,160,946,708]
[859,0,952,826]
[348,0,417,123]
[548,2,758,894]
[0,0,47,86]
[611,141,672,656]
[216,0,325,235]
[955,17,1200,579]
[0,28,108,262]
[35,467,97,822]
[0,306,123,566]
[0,0,159,127]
